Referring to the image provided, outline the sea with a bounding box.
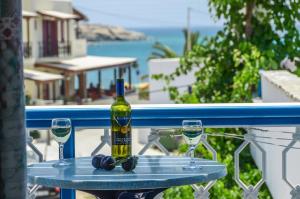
[84,26,220,89]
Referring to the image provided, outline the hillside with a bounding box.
[79,24,147,42]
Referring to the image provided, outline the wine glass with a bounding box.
[182,120,203,170]
[51,118,72,167]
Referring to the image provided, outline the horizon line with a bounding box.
[85,24,224,29]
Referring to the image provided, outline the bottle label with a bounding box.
[112,127,131,145]
[115,116,131,127]
[112,116,131,145]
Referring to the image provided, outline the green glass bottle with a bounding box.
[111,79,132,159]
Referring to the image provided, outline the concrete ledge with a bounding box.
[260,70,300,101]
[254,70,300,198]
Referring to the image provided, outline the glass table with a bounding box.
[27,156,226,199]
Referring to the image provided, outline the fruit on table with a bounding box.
[121,156,138,171]
[92,154,105,169]
[100,156,116,171]
[92,154,138,171]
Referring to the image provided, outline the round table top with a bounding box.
[27,156,226,190]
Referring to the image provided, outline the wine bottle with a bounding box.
[111,79,132,159]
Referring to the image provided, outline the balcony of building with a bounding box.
[38,41,71,58]
[0,1,297,199]
[25,103,300,199]
[23,67,300,199]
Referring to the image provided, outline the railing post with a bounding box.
[138,129,170,156]
[27,130,43,163]
[282,127,300,199]
[26,129,43,198]
[91,128,111,156]
[234,131,266,199]
[192,133,217,199]
[60,125,76,199]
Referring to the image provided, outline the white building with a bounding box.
[148,58,197,104]
[22,0,136,104]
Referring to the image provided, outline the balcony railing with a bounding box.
[23,42,32,58]
[58,42,71,57]
[25,103,300,199]
[38,41,71,58]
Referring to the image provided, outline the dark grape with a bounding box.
[92,154,105,169]
[101,156,116,171]
[121,156,138,171]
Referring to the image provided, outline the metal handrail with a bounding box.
[25,103,300,199]
[38,41,71,58]
[26,103,300,128]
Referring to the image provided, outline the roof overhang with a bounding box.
[37,10,79,20]
[73,7,88,21]
[22,10,38,18]
[35,56,137,73]
[24,69,64,82]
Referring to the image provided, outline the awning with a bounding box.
[35,56,137,73]
[73,7,88,21]
[24,69,64,82]
[22,10,38,18]
[37,10,79,20]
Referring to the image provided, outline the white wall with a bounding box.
[149,58,198,103]
[24,79,38,99]
[260,71,298,102]
[72,38,87,57]
[138,58,199,144]
[251,70,300,199]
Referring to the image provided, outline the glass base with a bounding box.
[183,163,202,170]
[53,160,71,167]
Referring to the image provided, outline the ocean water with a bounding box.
[85,27,220,89]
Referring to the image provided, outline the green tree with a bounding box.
[154,0,300,198]
[148,29,200,59]
[148,42,178,59]
[182,28,200,54]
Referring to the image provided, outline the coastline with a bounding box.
[85,27,221,90]
[79,24,147,42]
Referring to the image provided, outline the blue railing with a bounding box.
[25,103,300,199]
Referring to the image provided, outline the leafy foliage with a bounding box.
[156,0,300,198]
[182,28,200,54]
[148,42,178,60]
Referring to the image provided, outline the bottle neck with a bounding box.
[116,79,124,98]
[116,96,125,102]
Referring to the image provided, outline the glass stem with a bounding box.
[59,143,64,161]
[190,145,195,164]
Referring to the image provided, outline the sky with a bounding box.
[73,0,223,28]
